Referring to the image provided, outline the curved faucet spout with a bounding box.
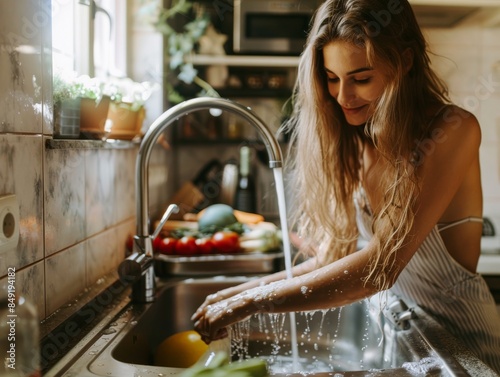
[136,97,284,253]
[123,97,284,302]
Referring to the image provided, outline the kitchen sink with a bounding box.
[111,278,403,372]
[46,276,497,377]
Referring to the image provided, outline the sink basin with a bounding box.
[49,276,497,377]
[112,278,398,372]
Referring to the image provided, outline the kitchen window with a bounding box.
[51,0,127,78]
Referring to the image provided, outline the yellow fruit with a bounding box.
[154,330,209,368]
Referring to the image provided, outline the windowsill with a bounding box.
[45,138,140,150]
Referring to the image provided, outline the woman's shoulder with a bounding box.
[428,104,481,145]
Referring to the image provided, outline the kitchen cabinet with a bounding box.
[410,0,500,5]
[409,0,500,27]
[172,54,296,143]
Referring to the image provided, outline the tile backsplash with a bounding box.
[0,0,169,322]
[1,0,500,326]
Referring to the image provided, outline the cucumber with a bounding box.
[179,352,269,377]
[198,204,238,233]
[180,351,229,377]
[222,358,269,377]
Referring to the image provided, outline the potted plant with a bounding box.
[53,70,113,139]
[52,70,82,139]
[105,77,159,140]
[78,75,112,139]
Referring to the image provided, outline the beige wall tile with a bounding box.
[0,261,45,320]
[0,0,44,134]
[44,146,86,255]
[85,219,134,286]
[45,244,86,316]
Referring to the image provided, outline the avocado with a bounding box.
[198,204,238,233]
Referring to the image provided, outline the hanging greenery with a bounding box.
[140,0,219,103]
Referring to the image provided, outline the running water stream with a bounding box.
[273,167,299,370]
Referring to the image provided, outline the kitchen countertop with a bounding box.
[478,253,500,275]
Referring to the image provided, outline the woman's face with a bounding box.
[323,40,387,126]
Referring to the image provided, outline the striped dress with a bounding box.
[355,191,500,373]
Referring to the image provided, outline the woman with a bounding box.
[192,0,500,371]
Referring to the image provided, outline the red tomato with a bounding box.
[175,236,198,255]
[155,236,178,255]
[195,237,214,255]
[211,231,240,254]
[153,236,163,251]
[125,235,134,252]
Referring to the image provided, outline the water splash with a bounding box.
[231,319,250,361]
[402,357,443,375]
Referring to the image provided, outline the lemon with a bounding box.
[154,330,209,368]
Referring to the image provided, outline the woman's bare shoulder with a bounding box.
[413,105,480,170]
[423,105,481,154]
[432,105,481,140]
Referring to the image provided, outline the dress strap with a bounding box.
[437,217,483,232]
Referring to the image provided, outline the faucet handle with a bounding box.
[118,204,179,285]
[118,251,153,283]
[151,204,179,240]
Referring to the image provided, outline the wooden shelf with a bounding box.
[217,88,292,99]
[188,54,300,68]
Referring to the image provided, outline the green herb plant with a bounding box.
[141,0,219,103]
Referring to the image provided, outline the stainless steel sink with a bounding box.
[46,276,498,377]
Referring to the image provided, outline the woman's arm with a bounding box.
[193,244,380,342]
[193,109,482,342]
[191,253,321,322]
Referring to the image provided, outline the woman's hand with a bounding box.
[192,291,256,344]
[191,281,259,324]
[192,280,288,344]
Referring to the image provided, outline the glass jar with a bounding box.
[0,279,40,377]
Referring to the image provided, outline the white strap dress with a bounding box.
[355,190,500,373]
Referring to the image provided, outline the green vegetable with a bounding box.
[239,228,282,253]
[198,204,239,233]
[223,358,270,377]
[169,227,198,239]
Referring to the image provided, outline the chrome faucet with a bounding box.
[118,97,284,303]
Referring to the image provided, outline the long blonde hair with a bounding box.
[285,0,450,289]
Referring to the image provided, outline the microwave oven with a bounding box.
[233,0,323,55]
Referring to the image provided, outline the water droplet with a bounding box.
[209,108,222,117]
[344,270,349,274]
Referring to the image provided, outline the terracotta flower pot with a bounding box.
[106,102,145,140]
[79,95,111,139]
